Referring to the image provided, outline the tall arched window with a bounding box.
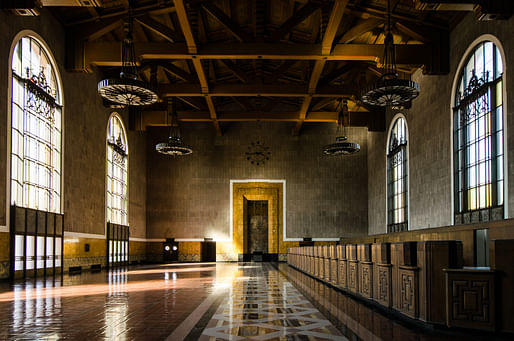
[453,40,504,223]
[106,114,128,225]
[106,114,129,267]
[11,36,62,212]
[387,116,408,232]
[10,35,63,277]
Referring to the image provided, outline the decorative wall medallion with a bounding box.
[245,141,270,165]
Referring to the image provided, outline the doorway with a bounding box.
[247,200,268,261]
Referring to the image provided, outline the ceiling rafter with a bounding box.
[337,18,383,43]
[76,18,124,41]
[319,62,356,85]
[177,96,205,110]
[201,1,252,42]
[311,97,336,111]
[159,62,197,83]
[157,83,359,97]
[264,60,298,83]
[134,109,384,131]
[174,0,221,135]
[270,1,324,42]
[83,41,433,66]
[321,0,349,55]
[294,0,349,136]
[219,60,251,83]
[135,15,182,43]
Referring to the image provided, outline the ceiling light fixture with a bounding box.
[98,5,158,106]
[323,99,360,156]
[361,0,419,107]
[155,98,193,156]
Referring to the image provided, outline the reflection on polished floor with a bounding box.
[0,262,507,340]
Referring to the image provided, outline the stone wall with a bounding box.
[367,13,514,234]
[146,122,369,241]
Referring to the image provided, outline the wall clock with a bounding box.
[245,141,271,166]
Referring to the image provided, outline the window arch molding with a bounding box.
[105,112,129,226]
[7,30,64,216]
[385,113,409,233]
[450,34,508,222]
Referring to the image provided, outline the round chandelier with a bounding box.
[155,98,193,156]
[98,6,158,106]
[324,136,361,156]
[361,0,419,107]
[323,99,360,156]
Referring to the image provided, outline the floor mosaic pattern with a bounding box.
[200,264,347,340]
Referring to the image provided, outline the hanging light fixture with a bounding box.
[361,0,419,107]
[323,99,360,156]
[98,5,158,106]
[155,98,193,156]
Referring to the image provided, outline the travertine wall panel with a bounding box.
[146,122,368,240]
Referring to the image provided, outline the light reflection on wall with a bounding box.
[104,269,128,340]
[12,280,62,339]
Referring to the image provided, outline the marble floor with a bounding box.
[0,262,509,340]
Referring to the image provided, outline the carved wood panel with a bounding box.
[445,270,496,331]
[359,262,373,298]
[318,257,324,279]
[330,259,338,284]
[348,260,358,293]
[376,264,392,307]
[338,260,347,288]
[324,258,330,281]
[398,267,419,318]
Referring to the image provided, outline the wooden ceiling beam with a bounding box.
[174,0,197,54]
[75,18,124,41]
[157,83,359,97]
[318,62,355,85]
[159,62,197,83]
[337,18,383,43]
[395,21,433,43]
[321,0,349,55]
[205,96,222,136]
[174,0,221,135]
[177,96,205,110]
[264,60,298,83]
[84,41,432,65]
[200,2,252,42]
[270,1,324,42]
[311,97,336,111]
[135,15,182,43]
[219,60,251,83]
[136,110,381,128]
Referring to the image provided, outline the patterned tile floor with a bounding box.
[199,263,346,340]
[0,262,509,341]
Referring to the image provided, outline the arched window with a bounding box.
[387,116,408,232]
[106,114,128,225]
[11,36,62,212]
[10,34,63,277]
[453,41,504,222]
[106,114,129,267]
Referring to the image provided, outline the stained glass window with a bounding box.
[106,114,128,225]
[453,41,503,221]
[387,117,408,232]
[11,36,62,213]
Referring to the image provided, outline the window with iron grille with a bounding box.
[11,36,62,213]
[106,114,128,226]
[453,41,504,222]
[10,36,63,278]
[387,116,408,233]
